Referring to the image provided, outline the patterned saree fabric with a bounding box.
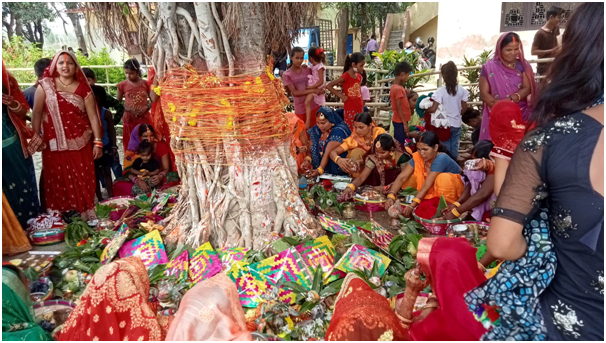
[58,257,163,341]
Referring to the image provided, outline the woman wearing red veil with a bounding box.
[29,51,103,219]
[326,237,487,341]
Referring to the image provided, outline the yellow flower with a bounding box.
[378,330,393,341]
[244,81,251,85]
[266,66,275,81]
[285,317,294,330]
[188,120,197,127]
[172,116,177,122]
[153,86,161,96]
[225,117,233,130]
[221,99,231,107]
[168,103,176,112]
[255,77,262,84]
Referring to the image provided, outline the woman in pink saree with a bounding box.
[29,51,103,219]
[478,32,536,141]
[166,273,252,341]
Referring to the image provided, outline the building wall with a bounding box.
[408,16,438,48]
[435,1,538,68]
[407,2,439,33]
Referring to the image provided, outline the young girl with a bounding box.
[327,52,366,130]
[425,61,469,159]
[304,47,327,128]
[360,71,371,104]
[117,59,158,152]
[282,47,324,129]
[131,141,161,195]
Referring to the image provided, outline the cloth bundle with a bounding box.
[418,97,448,129]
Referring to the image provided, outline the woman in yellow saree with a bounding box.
[384,131,464,216]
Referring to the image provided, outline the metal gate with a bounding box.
[317,19,333,52]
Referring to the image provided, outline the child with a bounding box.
[360,71,371,105]
[425,61,469,159]
[462,108,482,146]
[327,52,366,130]
[89,84,118,200]
[304,47,326,129]
[282,47,324,129]
[390,62,414,145]
[117,59,158,152]
[130,141,161,195]
[83,68,124,181]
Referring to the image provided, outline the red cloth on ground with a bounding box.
[411,237,487,341]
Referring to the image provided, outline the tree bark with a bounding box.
[379,17,384,42]
[193,2,222,74]
[14,16,23,38]
[234,2,265,72]
[67,12,87,54]
[337,7,349,66]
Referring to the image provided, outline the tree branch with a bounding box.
[50,2,69,36]
[211,2,234,76]
[176,6,201,45]
[136,1,157,30]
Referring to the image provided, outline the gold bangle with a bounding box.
[8,103,22,112]
[451,208,461,218]
[412,198,421,205]
[453,201,461,208]
[334,156,341,163]
[346,183,356,191]
[317,167,324,175]
[387,193,396,201]
[305,156,312,162]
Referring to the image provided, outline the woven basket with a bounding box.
[29,227,66,245]
[413,209,466,235]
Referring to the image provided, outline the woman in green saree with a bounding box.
[2,264,52,341]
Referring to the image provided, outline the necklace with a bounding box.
[58,77,75,88]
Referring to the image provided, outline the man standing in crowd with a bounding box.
[531,6,564,76]
[366,34,378,57]
[23,58,51,110]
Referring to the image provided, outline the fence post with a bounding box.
[105,61,110,93]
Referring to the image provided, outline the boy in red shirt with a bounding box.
[390,62,416,145]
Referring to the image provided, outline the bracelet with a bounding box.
[412,197,421,205]
[453,201,461,208]
[317,167,324,175]
[8,102,22,112]
[304,156,312,162]
[334,156,341,163]
[94,138,103,142]
[346,183,356,191]
[387,193,396,201]
[451,208,461,218]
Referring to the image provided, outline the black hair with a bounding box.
[124,58,141,76]
[394,61,412,77]
[462,107,481,125]
[353,112,373,126]
[343,52,365,73]
[373,133,396,152]
[441,61,458,96]
[532,2,603,127]
[361,70,368,87]
[471,141,494,159]
[138,123,156,138]
[34,58,51,79]
[138,141,154,155]
[82,67,96,80]
[547,6,564,20]
[418,131,457,161]
[288,47,305,68]
[371,34,376,40]
[308,47,326,64]
[91,85,106,105]
[499,32,521,50]
[398,41,404,50]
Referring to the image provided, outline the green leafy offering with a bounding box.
[95,204,113,219]
[347,220,372,232]
[65,217,95,248]
[399,186,418,197]
[476,243,498,269]
[433,196,449,219]
[310,184,344,215]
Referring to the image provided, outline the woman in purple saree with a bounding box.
[478,32,536,141]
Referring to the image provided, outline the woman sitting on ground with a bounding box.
[441,141,496,221]
[328,112,386,176]
[341,134,412,195]
[304,107,351,177]
[384,131,464,216]
[114,123,178,196]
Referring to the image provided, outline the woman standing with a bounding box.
[304,107,351,177]
[2,62,39,230]
[478,32,535,141]
[476,3,603,340]
[29,51,103,220]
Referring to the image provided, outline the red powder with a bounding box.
[414,197,442,220]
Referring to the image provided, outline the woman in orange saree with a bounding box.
[58,257,163,341]
[285,112,308,174]
[29,51,103,219]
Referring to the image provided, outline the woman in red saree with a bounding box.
[58,257,163,341]
[326,237,487,341]
[29,51,103,219]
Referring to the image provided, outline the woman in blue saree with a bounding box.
[305,107,351,177]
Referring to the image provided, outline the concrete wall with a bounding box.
[407,2,439,33]
[408,16,438,48]
[435,1,537,67]
[333,28,362,57]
